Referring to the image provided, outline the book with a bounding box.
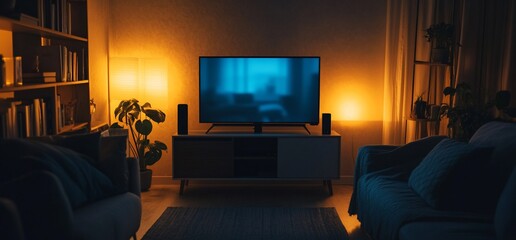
[23,72,57,83]
[7,13,40,26]
[33,98,42,136]
[41,99,47,135]
[6,100,22,138]
[23,72,57,77]
[22,104,33,137]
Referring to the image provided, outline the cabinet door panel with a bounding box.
[173,138,234,178]
[277,137,340,178]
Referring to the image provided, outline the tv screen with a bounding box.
[199,56,320,125]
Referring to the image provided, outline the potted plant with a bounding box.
[111,98,167,191]
[424,22,454,63]
[440,83,491,141]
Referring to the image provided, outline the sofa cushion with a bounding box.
[31,132,101,166]
[409,139,491,210]
[357,174,486,240]
[494,167,516,239]
[0,139,115,208]
[32,132,129,194]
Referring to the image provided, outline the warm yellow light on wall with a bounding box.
[108,57,168,123]
[325,79,383,122]
[109,58,139,99]
[141,58,168,100]
[339,99,361,121]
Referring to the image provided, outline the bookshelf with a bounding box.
[0,0,89,138]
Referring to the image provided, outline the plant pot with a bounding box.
[140,169,152,192]
[414,100,427,119]
[431,48,450,64]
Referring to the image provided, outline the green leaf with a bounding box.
[136,119,152,135]
[154,140,167,150]
[144,109,166,123]
[141,102,151,109]
[443,87,455,96]
[144,148,162,166]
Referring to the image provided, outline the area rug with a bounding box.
[142,207,349,240]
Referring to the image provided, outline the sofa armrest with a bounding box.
[360,135,447,175]
[127,157,141,197]
[0,170,74,239]
[348,135,447,216]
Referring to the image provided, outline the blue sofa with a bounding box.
[0,132,141,240]
[348,121,516,240]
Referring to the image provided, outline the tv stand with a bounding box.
[172,131,340,195]
[205,123,312,134]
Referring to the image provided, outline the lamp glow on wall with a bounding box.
[327,80,383,122]
[108,57,168,123]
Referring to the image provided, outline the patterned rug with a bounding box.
[142,207,349,240]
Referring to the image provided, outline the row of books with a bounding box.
[3,0,87,37]
[39,0,87,37]
[0,98,48,139]
[27,45,85,82]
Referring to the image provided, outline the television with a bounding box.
[199,56,320,133]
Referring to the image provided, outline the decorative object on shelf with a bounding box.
[414,95,427,119]
[89,98,96,114]
[111,98,167,191]
[0,55,5,88]
[424,22,454,63]
[64,99,77,126]
[14,56,22,86]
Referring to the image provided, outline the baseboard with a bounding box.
[151,175,354,185]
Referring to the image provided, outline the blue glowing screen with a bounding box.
[199,57,320,124]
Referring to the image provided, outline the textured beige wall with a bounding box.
[107,0,387,182]
[88,0,110,129]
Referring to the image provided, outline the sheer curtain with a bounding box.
[383,0,516,144]
[382,0,416,145]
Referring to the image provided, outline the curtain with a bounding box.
[382,0,515,144]
[382,0,416,144]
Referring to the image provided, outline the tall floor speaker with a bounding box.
[178,104,188,135]
[322,113,331,134]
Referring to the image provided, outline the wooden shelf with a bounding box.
[0,80,88,92]
[414,60,452,66]
[0,15,87,42]
[58,122,89,134]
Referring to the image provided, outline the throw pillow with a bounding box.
[408,139,491,210]
[0,139,115,208]
[30,131,101,166]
